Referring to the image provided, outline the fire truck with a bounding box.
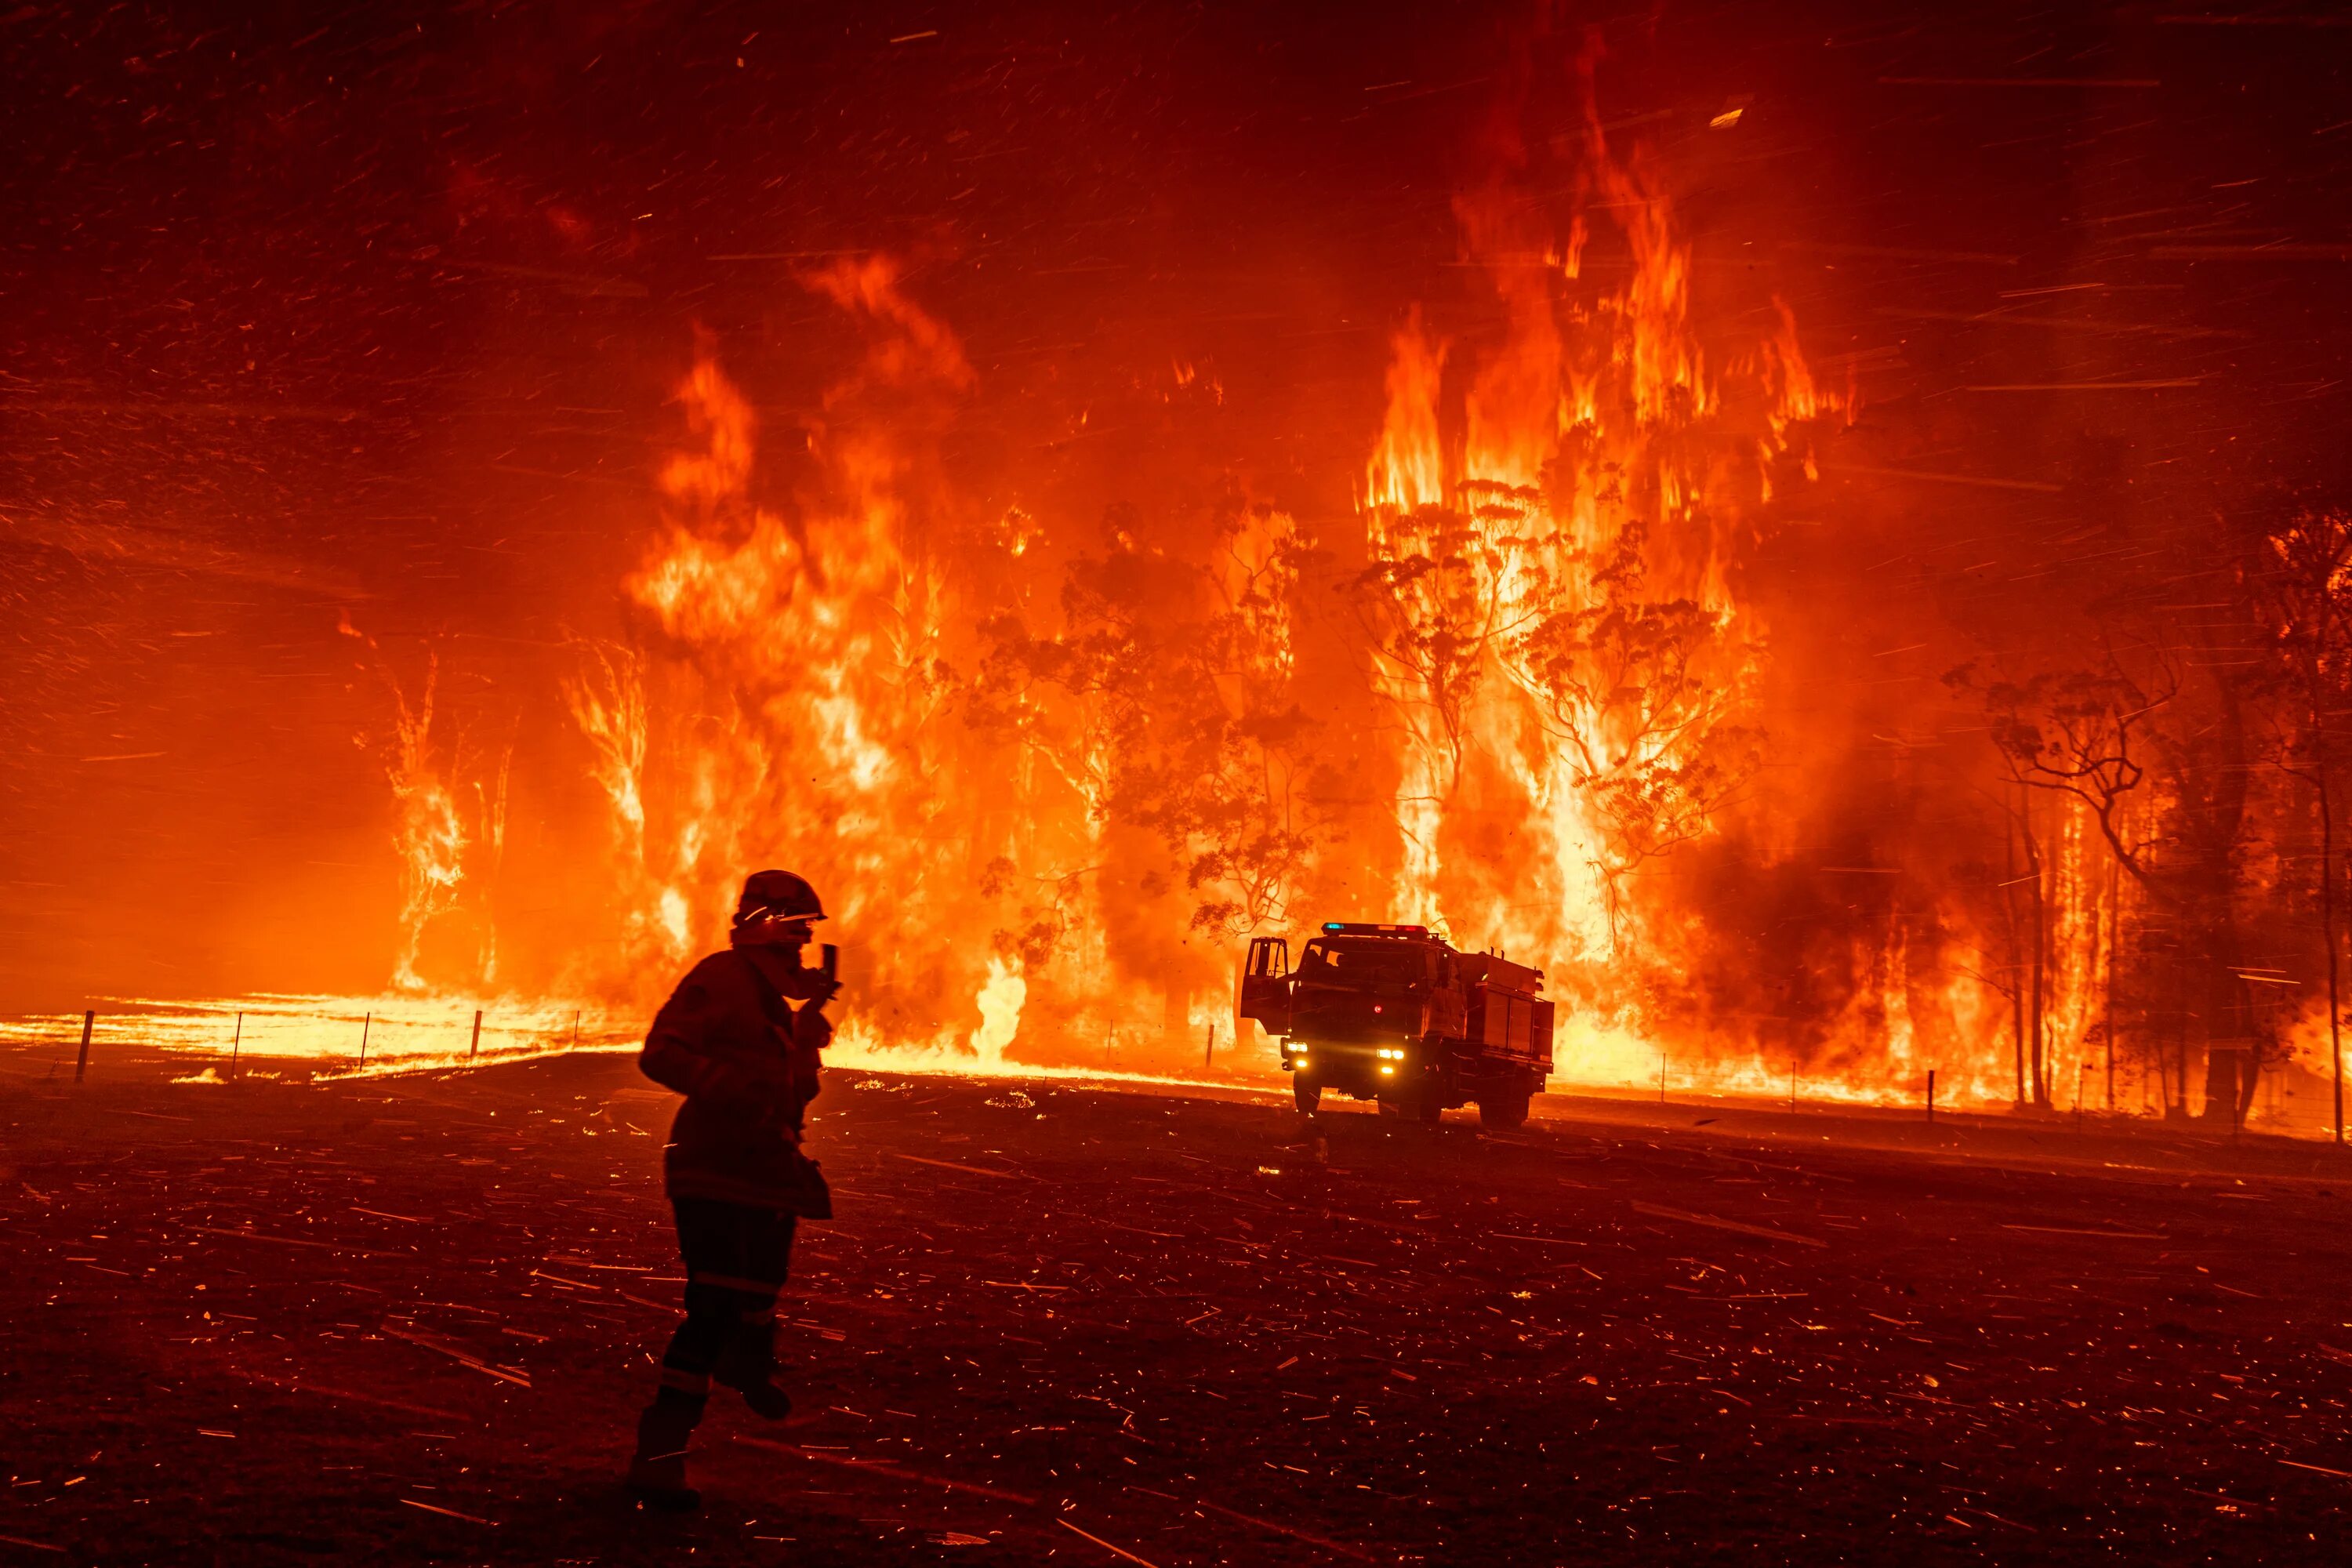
[1236,921,1555,1128]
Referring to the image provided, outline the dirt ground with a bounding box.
[7,1051,2352,1566]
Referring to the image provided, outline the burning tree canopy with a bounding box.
[514,31,1864,1089]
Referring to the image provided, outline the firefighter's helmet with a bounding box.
[735,869,827,927]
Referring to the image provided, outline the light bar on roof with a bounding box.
[1321,921,1429,936]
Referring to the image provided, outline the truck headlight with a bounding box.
[1379,1064,1395,1076]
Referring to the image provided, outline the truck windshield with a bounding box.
[1296,938,1432,986]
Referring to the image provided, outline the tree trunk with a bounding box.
[2005,811,2026,1110]
[2194,663,2253,1125]
[2321,691,2344,1145]
[2170,1004,2191,1123]
[2117,846,2136,1114]
[2199,936,2247,1125]
[2026,791,2049,1109]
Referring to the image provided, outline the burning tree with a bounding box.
[972,502,1331,944]
[1327,19,1847,1097]
[1505,513,1762,940]
[1352,492,1512,818]
[2248,500,2352,1143]
[617,261,1007,1047]
[340,621,510,995]
[1962,622,2269,1124]
[561,638,666,982]
[1352,481,1762,948]
[1948,493,2352,1133]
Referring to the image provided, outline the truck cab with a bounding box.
[1237,922,1555,1128]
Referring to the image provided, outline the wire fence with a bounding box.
[0,995,641,1086]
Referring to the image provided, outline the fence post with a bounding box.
[469,1009,482,1059]
[1927,1069,1936,1125]
[1203,1023,1214,1067]
[359,1011,371,1068]
[1658,1051,1668,1106]
[571,1011,580,1053]
[230,1011,242,1080]
[74,1010,93,1083]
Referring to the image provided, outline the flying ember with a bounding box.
[13,16,2345,1138]
[17,6,2352,1562]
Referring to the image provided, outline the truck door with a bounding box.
[1237,937,1290,1038]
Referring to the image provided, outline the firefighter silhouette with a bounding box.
[626,869,839,1512]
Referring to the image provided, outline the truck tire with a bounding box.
[1417,1093,1444,1125]
[1479,1091,1530,1131]
[1293,1076,1322,1114]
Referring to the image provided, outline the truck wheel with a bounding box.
[1293,1076,1322,1114]
[1479,1092,1530,1131]
[1416,1094,1444,1125]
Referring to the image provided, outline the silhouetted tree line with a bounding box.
[1950,496,2352,1135]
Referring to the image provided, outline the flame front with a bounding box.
[83,59,2172,1120]
[566,89,1862,1092]
[1352,81,1838,1088]
[601,255,1323,1075]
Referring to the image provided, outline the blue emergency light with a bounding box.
[1322,921,1429,936]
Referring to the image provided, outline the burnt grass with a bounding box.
[6,1053,2352,1566]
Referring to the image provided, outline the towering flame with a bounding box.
[621,260,989,1047]
[339,616,502,996]
[1353,78,1840,1085]
[566,82,1865,1093]
[591,252,1329,1075]
[382,652,467,994]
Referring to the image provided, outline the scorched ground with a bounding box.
[7,1059,2351,1565]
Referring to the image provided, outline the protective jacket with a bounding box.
[641,942,833,1210]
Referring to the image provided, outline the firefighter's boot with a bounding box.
[713,1317,793,1421]
[626,1398,702,1512]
